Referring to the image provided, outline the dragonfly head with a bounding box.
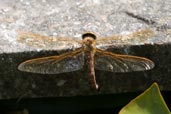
[82,32,96,51]
[82,32,96,40]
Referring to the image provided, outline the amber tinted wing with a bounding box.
[18,48,84,74]
[94,49,154,72]
[17,31,81,50]
[96,29,154,48]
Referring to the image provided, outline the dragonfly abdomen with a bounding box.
[83,36,99,90]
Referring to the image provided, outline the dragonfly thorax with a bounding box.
[82,32,96,51]
[83,37,96,52]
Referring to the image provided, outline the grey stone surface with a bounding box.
[0,0,171,99]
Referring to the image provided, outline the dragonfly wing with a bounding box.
[17,31,81,50]
[96,29,154,48]
[94,49,154,72]
[18,48,84,74]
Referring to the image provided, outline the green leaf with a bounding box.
[119,82,171,114]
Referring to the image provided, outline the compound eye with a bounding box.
[82,32,96,39]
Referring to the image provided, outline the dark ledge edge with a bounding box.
[0,42,171,99]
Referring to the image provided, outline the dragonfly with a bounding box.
[17,29,155,90]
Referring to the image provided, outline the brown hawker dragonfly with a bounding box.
[17,30,155,90]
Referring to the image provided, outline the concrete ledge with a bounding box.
[0,0,171,99]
